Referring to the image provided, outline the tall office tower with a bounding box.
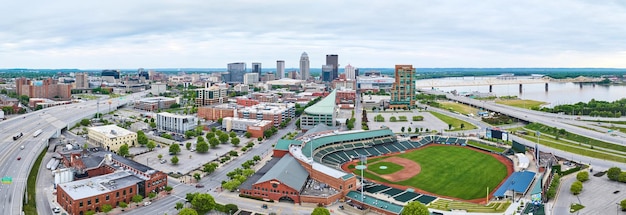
[299,52,310,80]
[344,64,356,80]
[355,68,359,77]
[389,65,416,109]
[252,62,262,81]
[75,72,89,89]
[322,65,334,82]
[138,68,149,80]
[326,54,339,80]
[276,60,285,80]
[227,62,247,83]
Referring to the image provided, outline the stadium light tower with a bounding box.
[356,154,368,203]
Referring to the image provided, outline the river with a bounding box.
[415,76,626,107]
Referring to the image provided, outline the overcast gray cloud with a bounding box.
[1,0,626,69]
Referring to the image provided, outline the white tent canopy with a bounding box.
[516,153,530,169]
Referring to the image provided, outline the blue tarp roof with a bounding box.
[494,171,536,197]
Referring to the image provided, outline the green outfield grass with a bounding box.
[368,162,404,175]
[356,145,508,200]
[395,146,508,200]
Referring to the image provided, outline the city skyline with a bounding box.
[2,1,626,69]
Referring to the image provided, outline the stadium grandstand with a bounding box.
[243,124,477,215]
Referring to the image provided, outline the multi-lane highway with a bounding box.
[0,92,144,215]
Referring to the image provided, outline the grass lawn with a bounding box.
[429,199,511,212]
[393,146,507,200]
[495,99,546,109]
[440,102,478,115]
[368,162,404,175]
[429,111,477,131]
[23,147,47,215]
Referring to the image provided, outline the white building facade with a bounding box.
[156,112,198,134]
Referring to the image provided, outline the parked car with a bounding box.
[52,207,61,213]
[195,184,204,188]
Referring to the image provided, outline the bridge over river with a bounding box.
[415,76,603,93]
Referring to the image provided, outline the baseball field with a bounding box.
[346,144,512,201]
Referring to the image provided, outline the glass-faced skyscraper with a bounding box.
[276,60,285,79]
[252,62,262,81]
[389,65,416,108]
[325,54,339,81]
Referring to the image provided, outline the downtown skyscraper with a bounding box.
[276,60,285,79]
[299,52,310,80]
[252,62,262,81]
[324,54,339,82]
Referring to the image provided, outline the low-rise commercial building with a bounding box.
[88,125,137,152]
[237,103,295,127]
[221,117,273,138]
[57,148,168,215]
[156,112,197,134]
[197,104,237,121]
[134,97,177,112]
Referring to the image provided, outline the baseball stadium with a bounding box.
[242,126,528,215]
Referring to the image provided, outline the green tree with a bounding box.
[171,156,179,165]
[118,144,130,157]
[119,202,128,211]
[401,201,429,215]
[147,141,156,151]
[407,127,412,133]
[186,142,192,150]
[206,132,215,139]
[448,124,453,130]
[608,167,622,181]
[621,199,626,211]
[245,131,252,138]
[164,186,173,193]
[570,181,583,195]
[229,131,237,138]
[169,144,181,155]
[179,208,199,215]
[175,202,185,211]
[85,210,96,215]
[401,127,405,133]
[203,162,218,174]
[295,118,301,129]
[193,173,201,181]
[619,172,626,183]
[137,130,148,146]
[217,118,223,124]
[197,141,209,153]
[231,137,240,146]
[576,171,589,182]
[191,193,216,214]
[102,204,113,214]
[311,207,330,215]
[219,133,229,144]
[257,137,263,141]
[225,204,239,214]
[149,121,157,128]
[209,137,220,148]
[253,155,261,161]
[148,192,157,199]
[132,194,144,206]
[157,154,163,160]
[185,130,195,139]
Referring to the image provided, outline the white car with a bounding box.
[144,201,152,206]
[52,207,61,213]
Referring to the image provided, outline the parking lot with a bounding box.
[366,110,448,133]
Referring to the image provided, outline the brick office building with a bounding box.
[57,148,168,215]
[197,104,236,121]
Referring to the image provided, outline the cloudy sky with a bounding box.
[2,0,626,69]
